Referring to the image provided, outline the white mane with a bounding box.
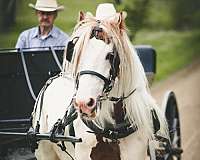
[62,15,169,143]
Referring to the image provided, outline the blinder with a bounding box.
[66,37,79,62]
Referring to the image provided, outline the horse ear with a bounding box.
[78,11,85,22]
[110,11,127,31]
[78,11,93,22]
[118,11,127,31]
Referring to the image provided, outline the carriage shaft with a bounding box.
[0,132,82,143]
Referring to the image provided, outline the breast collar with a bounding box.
[82,117,138,140]
[80,96,138,140]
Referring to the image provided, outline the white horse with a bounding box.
[69,12,170,160]
[32,4,169,160]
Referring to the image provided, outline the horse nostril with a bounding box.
[86,98,95,107]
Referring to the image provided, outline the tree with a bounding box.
[117,0,150,39]
[114,0,122,5]
[0,0,17,32]
[170,0,200,30]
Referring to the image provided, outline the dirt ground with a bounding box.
[151,59,200,160]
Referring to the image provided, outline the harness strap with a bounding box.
[57,141,75,160]
[79,70,110,87]
[77,70,113,93]
[81,108,160,139]
[151,109,160,134]
[113,98,125,125]
[19,48,37,100]
[33,74,60,124]
[108,88,137,102]
[82,119,137,140]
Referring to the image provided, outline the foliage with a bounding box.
[134,30,200,81]
[117,0,150,39]
[0,0,17,32]
[144,0,173,30]
[169,0,200,30]
[121,0,200,32]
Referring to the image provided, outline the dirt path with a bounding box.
[151,59,200,160]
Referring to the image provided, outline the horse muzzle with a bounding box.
[73,97,97,118]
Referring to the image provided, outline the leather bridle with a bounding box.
[75,26,120,95]
[76,70,114,93]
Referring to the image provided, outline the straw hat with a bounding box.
[29,0,64,12]
[95,3,117,20]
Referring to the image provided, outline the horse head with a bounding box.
[68,11,126,119]
[63,5,168,147]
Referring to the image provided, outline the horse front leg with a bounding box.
[35,140,60,160]
[73,118,97,160]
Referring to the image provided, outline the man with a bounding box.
[15,0,69,48]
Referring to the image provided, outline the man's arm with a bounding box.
[15,32,26,48]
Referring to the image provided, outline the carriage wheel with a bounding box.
[163,91,182,160]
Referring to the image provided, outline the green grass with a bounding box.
[134,30,200,81]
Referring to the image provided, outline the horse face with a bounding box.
[74,37,116,118]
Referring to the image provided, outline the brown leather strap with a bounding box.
[90,134,121,160]
[113,99,125,124]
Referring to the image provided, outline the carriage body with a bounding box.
[0,46,181,159]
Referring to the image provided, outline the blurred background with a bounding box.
[0,0,200,81]
[0,1,200,159]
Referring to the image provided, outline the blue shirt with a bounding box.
[15,26,69,48]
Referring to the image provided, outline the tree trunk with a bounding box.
[0,0,16,32]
